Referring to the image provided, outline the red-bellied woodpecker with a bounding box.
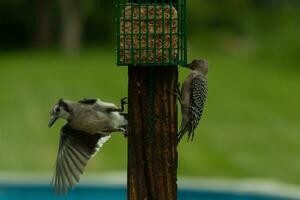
[48,98,128,194]
[178,59,208,142]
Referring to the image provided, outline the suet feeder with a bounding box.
[116,0,187,199]
[116,0,187,66]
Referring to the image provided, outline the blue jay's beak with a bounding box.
[48,116,58,127]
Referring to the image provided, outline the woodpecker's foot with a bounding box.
[176,82,182,104]
[177,82,181,92]
[168,89,177,96]
[169,82,181,95]
[168,83,182,103]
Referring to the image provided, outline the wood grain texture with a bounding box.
[128,66,178,200]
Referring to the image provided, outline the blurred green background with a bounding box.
[0,0,300,186]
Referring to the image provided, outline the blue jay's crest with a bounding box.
[49,99,71,127]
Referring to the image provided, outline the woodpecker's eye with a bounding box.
[55,107,60,112]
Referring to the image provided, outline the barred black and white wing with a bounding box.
[188,75,207,140]
[52,124,110,194]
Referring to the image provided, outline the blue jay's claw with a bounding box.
[123,128,128,138]
[121,97,128,105]
[120,97,128,113]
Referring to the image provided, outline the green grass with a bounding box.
[0,45,299,185]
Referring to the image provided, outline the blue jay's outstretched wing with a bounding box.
[52,124,110,194]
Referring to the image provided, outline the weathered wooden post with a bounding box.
[116,0,187,199]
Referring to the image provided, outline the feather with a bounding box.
[52,124,110,194]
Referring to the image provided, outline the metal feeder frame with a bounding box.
[116,0,187,66]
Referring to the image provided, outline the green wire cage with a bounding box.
[116,0,187,66]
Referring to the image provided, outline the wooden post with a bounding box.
[128,66,178,200]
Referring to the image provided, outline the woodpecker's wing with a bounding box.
[188,75,207,140]
[52,124,111,194]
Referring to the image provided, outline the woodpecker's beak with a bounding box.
[48,116,58,127]
[182,63,192,69]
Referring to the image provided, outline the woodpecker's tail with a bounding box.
[178,130,184,142]
[178,124,195,142]
[178,123,188,142]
